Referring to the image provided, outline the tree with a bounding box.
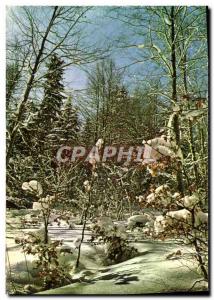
[59,96,80,145]
[128,85,162,141]
[86,59,123,143]
[6,62,21,109]
[36,54,65,151]
[109,6,208,194]
[6,38,30,109]
[84,59,139,144]
[6,6,105,165]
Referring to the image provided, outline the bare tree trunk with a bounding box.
[182,52,199,185]
[75,216,87,269]
[42,210,50,244]
[190,210,208,281]
[75,196,91,269]
[75,182,93,269]
[171,6,184,196]
[44,219,49,244]
[95,86,100,142]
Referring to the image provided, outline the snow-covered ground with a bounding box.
[6,209,208,295]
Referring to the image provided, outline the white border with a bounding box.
[1,0,213,6]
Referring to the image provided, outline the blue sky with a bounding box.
[6,6,208,98]
[63,7,155,91]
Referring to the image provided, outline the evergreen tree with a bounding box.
[60,96,79,144]
[82,117,96,145]
[36,54,65,151]
[48,96,80,148]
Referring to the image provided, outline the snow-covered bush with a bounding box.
[15,233,72,290]
[154,215,167,235]
[22,180,43,197]
[22,181,57,243]
[139,149,208,283]
[91,216,138,265]
[144,135,182,161]
[194,208,208,227]
[166,208,192,224]
[139,184,177,210]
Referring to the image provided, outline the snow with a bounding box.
[6,209,208,295]
[39,241,206,295]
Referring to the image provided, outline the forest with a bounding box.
[6,6,209,295]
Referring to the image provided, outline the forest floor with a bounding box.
[6,209,208,295]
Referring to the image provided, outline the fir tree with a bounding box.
[60,96,79,144]
[36,54,65,151]
[47,96,80,148]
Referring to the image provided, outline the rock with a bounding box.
[128,214,150,229]
[194,209,208,226]
[58,219,70,228]
[166,209,191,223]
[166,249,182,260]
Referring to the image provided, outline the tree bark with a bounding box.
[171,6,184,196]
[183,52,199,185]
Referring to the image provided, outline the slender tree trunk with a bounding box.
[75,185,92,269]
[75,216,87,269]
[182,52,199,185]
[171,6,184,196]
[44,222,49,244]
[190,210,208,281]
[6,6,59,165]
[95,86,100,143]
[43,212,49,244]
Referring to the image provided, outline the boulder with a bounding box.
[128,214,150,229]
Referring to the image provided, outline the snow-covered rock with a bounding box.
[128,214,150,229]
